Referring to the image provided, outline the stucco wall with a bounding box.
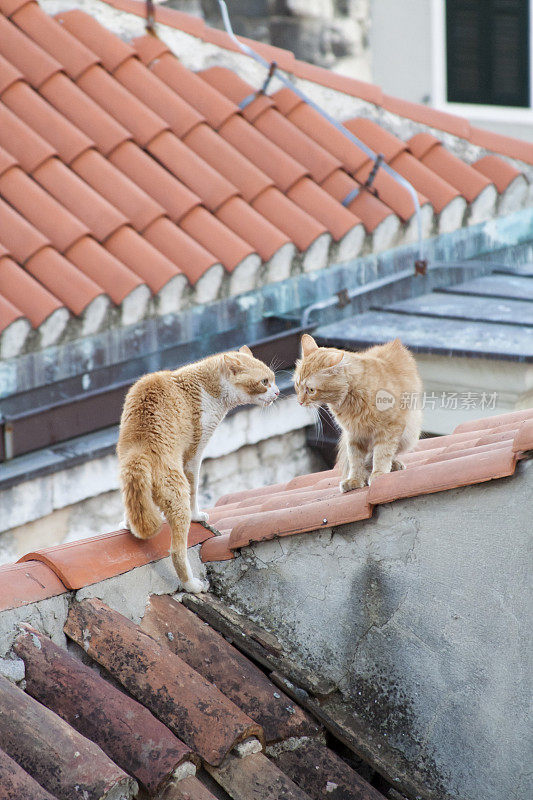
[208,459,533,800]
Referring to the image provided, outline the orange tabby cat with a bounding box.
[294,334,422,491]
[118,346,279,593]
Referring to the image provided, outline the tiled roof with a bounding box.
[0,1,531,358]
[0,593,388,799]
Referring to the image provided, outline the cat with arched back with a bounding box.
[117,346,279,593]
[294,334,422,491]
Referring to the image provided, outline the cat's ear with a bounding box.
[239,345,253,357]
[224,352,245,374]
[322,351,347,374]
[301,334,318,357]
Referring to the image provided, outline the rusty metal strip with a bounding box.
[269,739,386,800]
[64,598,264,766]
[142,595,321,744]
[0,747,58,800]
[205,752,312,800]
[14,625,197,795]
[0,673,137,800]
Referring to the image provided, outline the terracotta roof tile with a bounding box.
[408,133,493,202]
[12,1,100,80]
[19,522,212,590]
[0,560,66,612]
[0,747,58,800]
[180,206,255,271]
[0,161,89,251]
[473,154,523,193]
[182,122,273,203]
[148,130,239,212]
[55,8,134,73]
[105,224,186,292]
[3,79,95,164]
[218,114,308,193]
[71,148,165,232]
[0,195,49,262]
[25,246,104,316]
[381,94,472,139]
[15,625,198,795]
[199,411,531,560]
[142,595,320,743]
[294,59,383,105]
[143,217,219,286]
[65,598,264,766]
[0,102,56,173]
[0,52,22,94]
[321,168,395,233]
[468,125,533,166]
[287,176,363,241]
[198,66,276,122]
[252,186,327,251]
[135,38,237,129]
[0,255,63,327]
[0,13,61,89]
[65,235,144,305]
[77,64,169,147]
[215,196,291,262]
[39,72,131,157]
[109,140,201,222]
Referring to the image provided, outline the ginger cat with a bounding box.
[294,334,422,491]
[118,346,279,593]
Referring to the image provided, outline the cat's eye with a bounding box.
[261,378,269,386]
[307,386,316,395]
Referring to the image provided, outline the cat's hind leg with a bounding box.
[339,431,370,492]
[369,428,404,484]
[155,468,205,594]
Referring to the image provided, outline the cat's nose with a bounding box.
[274,387,280,396]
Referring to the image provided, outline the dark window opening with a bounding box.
[446,0,530,107]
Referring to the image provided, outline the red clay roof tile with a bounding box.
[105,224,185,292]
[200,534,235,562]
[468,125,533,166]
[218,114,308,193]
[109,140,201,222]
[71,148,165,232]
[344,117,407,162]
[77,64,169,147]
[0,560,66,612]
[0,52,22,94]
[0,255,63,327]
[293,59,383,105]
[287,177,363,241]
[19,522,212,590]
[97,0,206,37]
[3,79,94,164]
[0,293,23,335]
[454,408,533,434]
[148,130,238,212]
[321,168,395,233]
[32,157,127,242]
[368,447,517,505]
[408,133,492,202]
[135,40,238,129]
[381,94,472,139]
[180,206,254,272]
[39,72,131,156]
[13,1,100,80]
[473,154,522,193]
[65,236,144,305]
[143,217,219,286]
[0,103,56,173]
[388,151,461,214]
[0,13,61,89]
[0,747,58,800]
[55,8,134,73]
[513,418,533,452]
[228,489,372,550]
[252,186,327,251]
[0,195,49,262]
[215,196,291,262]
[0,161,89,251]
[198,66,276,122]
[182,123,273,203]
[25,246,104,315]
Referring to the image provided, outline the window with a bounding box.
[446,0,530,107]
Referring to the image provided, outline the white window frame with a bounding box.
[430,0,533,123]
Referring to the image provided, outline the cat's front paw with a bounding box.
[391,459,405,471]
[191,510,209,523]
[182,577,206,594]
[340,477,366,493]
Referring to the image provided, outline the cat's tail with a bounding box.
[120,451,161,540]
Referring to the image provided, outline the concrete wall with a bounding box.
[208,459,533,800]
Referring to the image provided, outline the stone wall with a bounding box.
[169,0,372,79]
[0,397,323,564]
[207,459,533,800]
